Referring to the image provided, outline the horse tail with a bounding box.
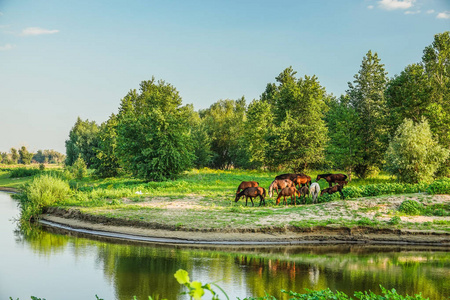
[268,181,274,197]
[262,187,266,198]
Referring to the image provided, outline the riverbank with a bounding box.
[40,202,450,246]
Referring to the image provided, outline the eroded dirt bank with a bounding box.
[41,207,450,246]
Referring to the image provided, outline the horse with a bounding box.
[299,186,309,204]
[320,184,345,200]
[309,182,320,204]
[275,173,298,181]
[268,179,295,197]
[316,173,347,187]
[236,181,259,194]
[336,180,348,186]
[276,186,300,206]
[235,187,266,206]
[292,174,312,188]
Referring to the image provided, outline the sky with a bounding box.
[0,0,449,154]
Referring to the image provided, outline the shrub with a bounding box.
[67,157,87,180]
[389,216,401,225]
[9,167,41,178]
[426,178,450,194]
[18,174,70,222]
[398,200,424,215]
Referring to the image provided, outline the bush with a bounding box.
[18,174,71,222]
[426,178,450,194]
[398,200,424,215]
[388,216,401,225]
[67,157,87,180]
[9,167,41,178]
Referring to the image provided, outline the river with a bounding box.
[1,192,449,300]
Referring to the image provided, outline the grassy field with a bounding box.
[1,166,449,233]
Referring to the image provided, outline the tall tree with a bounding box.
[347,51,389,178]
[262,67,328,171]
[10,148,19,164]
[94,114,121,178]
[18,146,33,165]
[325,95,359,178]
[65,117,100,168]
[116,78,194,180]
[200,98,247,169]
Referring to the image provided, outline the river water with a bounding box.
[1,192,449,300]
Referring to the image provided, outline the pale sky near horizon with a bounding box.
[0,0,449,154]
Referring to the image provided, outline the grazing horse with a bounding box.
[292,174,312,188]
[268,179,295,197]
[299,186,309,204]
[276,187,300,206]
[275,173,298,181]
[320,184,345,199]
[236,181,259,194]
[235,187,266,206]
[316,173,347,187]
[309,182,320,204]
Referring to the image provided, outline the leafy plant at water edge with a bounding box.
[174,269,229,300]
[398,200,424,215]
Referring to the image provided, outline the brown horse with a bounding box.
[299,186,309,204]
[292,174,312,188]
[320,184,345,199]
[276,187,300,206]
[235,187,266,206]
[316,173,347,187]
[268,179,295,197]
[275,173,298,181]
[236,181,259,194]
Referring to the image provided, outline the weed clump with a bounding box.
[398,200,424,215]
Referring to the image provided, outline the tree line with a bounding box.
[0,147,65,165]
[65,32,450,183]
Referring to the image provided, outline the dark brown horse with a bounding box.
[276,187,300,206]
[275,173,298,181]
[316,173,347,187]
[292,174,312,188]
[299,186,309,204]
[235,186,266,206]
[236,181,259,194]
[320,184,345,199]
[268,179,295,197]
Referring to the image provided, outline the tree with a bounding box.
[347,51,389,178]
[10,148,19,164]
[325,95,359,178]
[385,118,449,183]
[116,78,195,181]
[18,146,33,165]
[262,67,328,171]
[189,111,213,168]
[94,114,121,178]
[65,117,100,168]
[200,98,247,169]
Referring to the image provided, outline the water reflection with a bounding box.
[1,192,449,300]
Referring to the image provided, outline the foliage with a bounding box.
[200,98,247,169]
[65,117,100,168]
[18,146,34,165]
[384,118,449,183]
[116,78,195,181]
[398,200,424,215]
[174,269,228,300]
[10,148,19,164]
[347,51,389,178]
[9,167,41,178]
[426,177,450,194]
[33,149,65,164]
[16,174,70,223]
[93,114,122,178]
[262,67,329,171]
[68,156,88,180]
[388,216,401,225]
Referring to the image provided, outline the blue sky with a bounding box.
[0,0,449,154]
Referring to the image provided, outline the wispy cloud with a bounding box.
[378,0,414,10]
[21,27,59,36]
[405,10,421,15]
[0,44,15,51]
[368,5,375,9]
[437,11,450,19]
[427,9,435,14]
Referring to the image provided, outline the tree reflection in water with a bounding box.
[18,224,450,300]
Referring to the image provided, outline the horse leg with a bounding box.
[250,197,254,207]
[259,194,265,207]
[276,195,281,205]
[339,190,345,200]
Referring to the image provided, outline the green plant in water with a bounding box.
[174,269,229,300]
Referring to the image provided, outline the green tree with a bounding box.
[347,51,389,178]
[10,148,19,164]
[189,111,213,168]
[325,95,359,178]
[200,98,247,169]
[18,146,33,164]
[116,78,195,181]
[65,117,100,168]
[262,67,328,171]
[94,114,121,178]
[385,118,449,183]
[1,152,12,164]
